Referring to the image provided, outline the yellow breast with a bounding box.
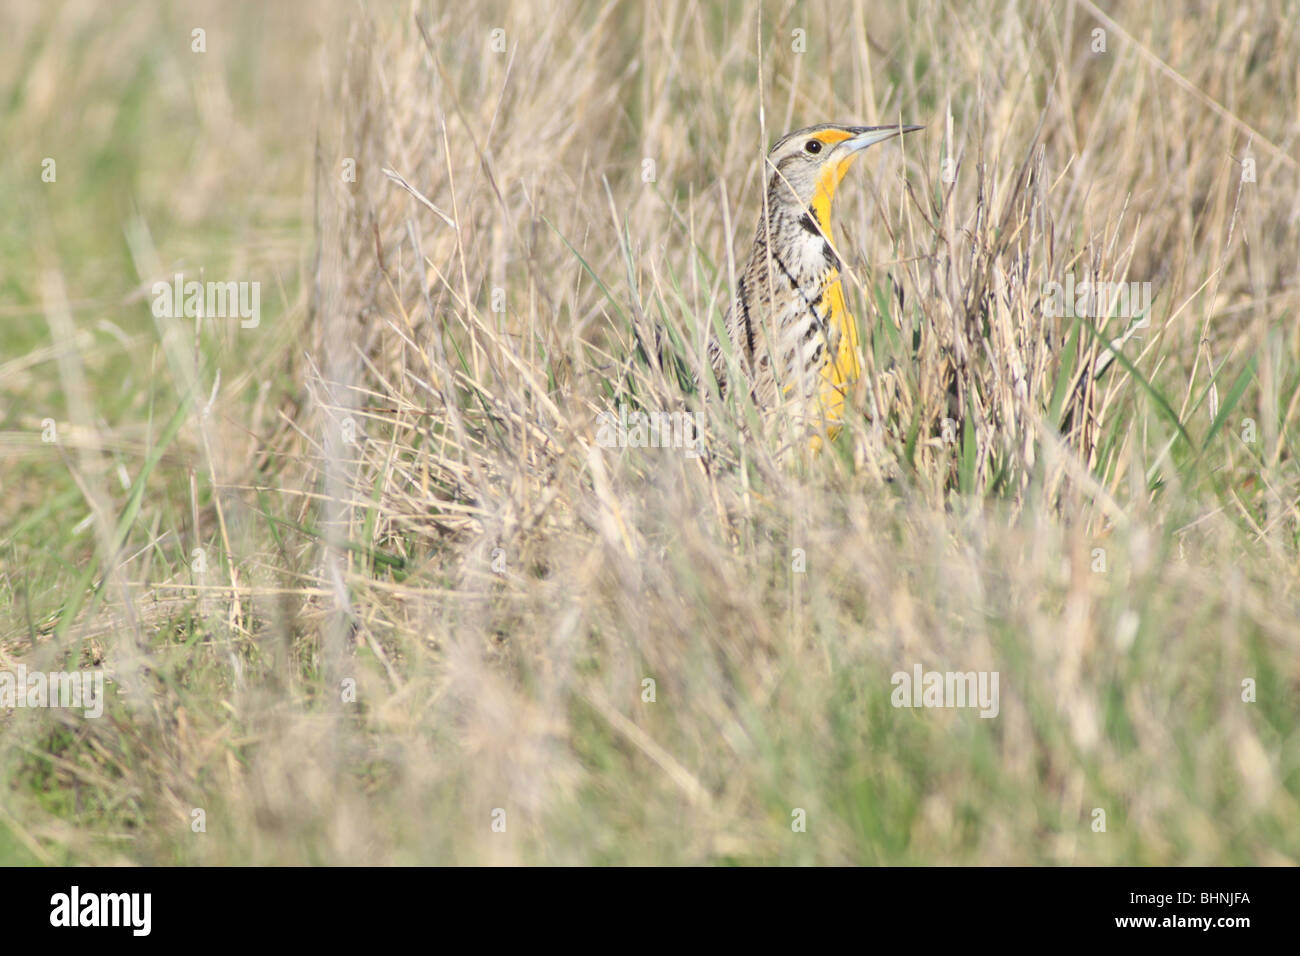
[817,274,861,438]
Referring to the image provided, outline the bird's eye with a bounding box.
[805,139,822,154]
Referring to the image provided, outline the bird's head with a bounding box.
[765,123,922,228]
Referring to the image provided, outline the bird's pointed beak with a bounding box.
[842,124,924,152]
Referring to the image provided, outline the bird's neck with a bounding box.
[809,154,857,246]
[808,183,837,244]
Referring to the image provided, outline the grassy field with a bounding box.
[1,0,1297,865]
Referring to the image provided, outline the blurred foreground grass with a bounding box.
[0,0,1297,864]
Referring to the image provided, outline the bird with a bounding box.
[707,123,921,450]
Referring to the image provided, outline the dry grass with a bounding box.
[2,0,1298,864]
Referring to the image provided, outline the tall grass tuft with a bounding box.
[2,0,1297,864]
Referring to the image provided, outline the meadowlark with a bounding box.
[708,123,921,448]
